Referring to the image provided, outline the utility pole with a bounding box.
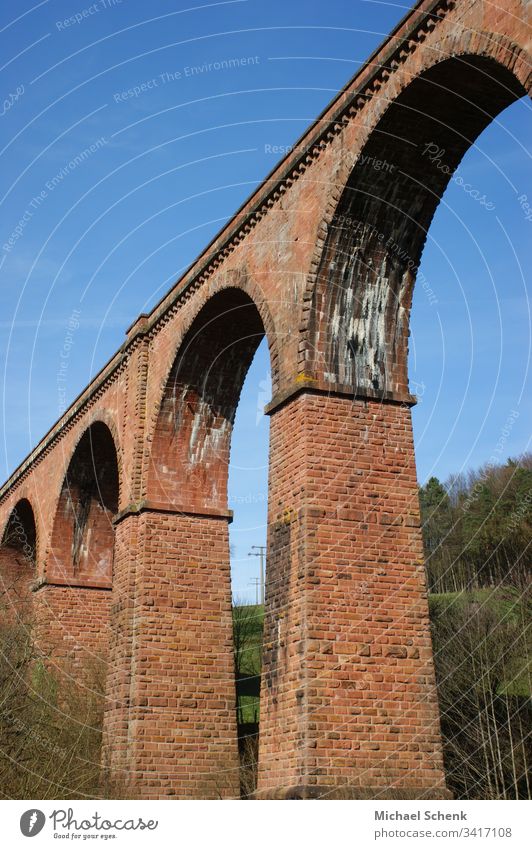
[249,577,261,606]
[248,545,266,605]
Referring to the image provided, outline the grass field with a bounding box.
[233,604,263,724]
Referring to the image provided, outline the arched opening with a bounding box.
[0,499,37,623]
[47,422,119,586]
[227,336,271,795]
[309,54,527,396]
[148,288,270,512]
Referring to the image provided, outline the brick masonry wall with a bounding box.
[258,395,310,792]
[102,509,239,799]
[258,392,447,798]
[100,513,140,792]
[0,546,34,628]
[33,584,111,681]
[47,493,115,586]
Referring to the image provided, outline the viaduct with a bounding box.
[0,0,530,799]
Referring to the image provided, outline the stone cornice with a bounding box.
[112,500,234,526]
[265,380,417,415]
[32,577,113,592]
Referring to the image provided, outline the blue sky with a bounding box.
[1,0,530,601]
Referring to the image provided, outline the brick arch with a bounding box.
[147,282,275,513]
[55,409,124,511]
[148,270,280,438]
[301,37,531,392]
[0,497,37,624]
[40,410,123,561]
[46,420,120,587]
[0,494,38,556]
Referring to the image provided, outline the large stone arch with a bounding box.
[46,420,120,587]
[302,42,531,395]
[147,281,276,512]
[0,498,37,625]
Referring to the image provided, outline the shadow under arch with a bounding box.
[307,53,529,397]
[47,421,119,587]
[0,498,37,623]
[148,286,274,513]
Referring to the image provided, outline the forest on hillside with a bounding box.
[418,454,531,800]
[419,453,531,593]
